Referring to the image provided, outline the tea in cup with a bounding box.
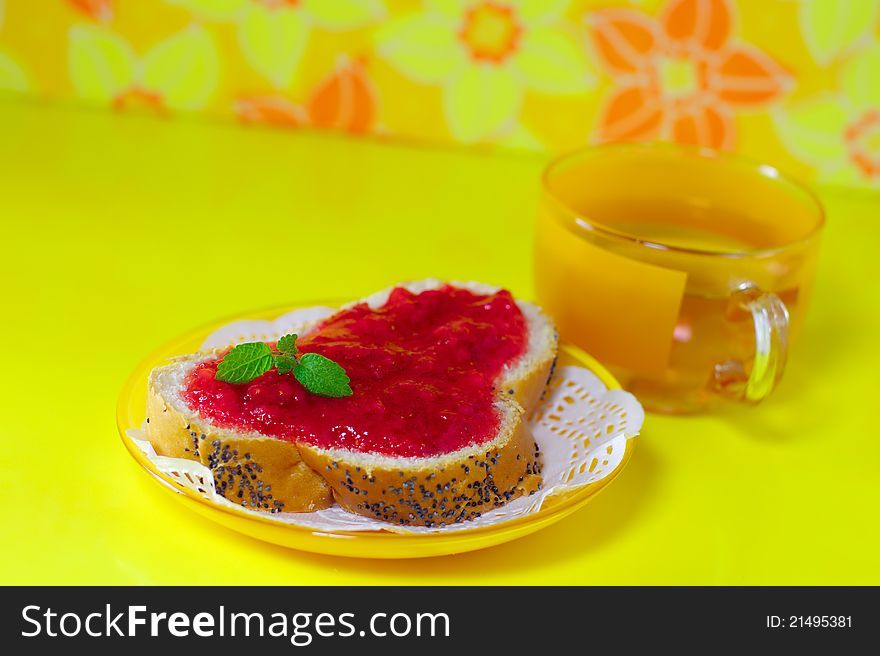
[534,144,824,413]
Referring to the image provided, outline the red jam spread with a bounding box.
[183,286,527,457]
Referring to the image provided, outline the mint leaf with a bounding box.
[275,354,296,375]
[214,335,352,397]
[215,342,274,384]
[276,334,298,355]
[294,353,352,398]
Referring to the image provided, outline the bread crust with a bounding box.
[146,377,334,513]
[297,402,542,527]
[500,341,556,417]
[144,280,557,525]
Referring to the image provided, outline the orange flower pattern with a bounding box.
[588,0,791,149]
[308,57,376,134]
[68,0,113,22]
[235,57,377,135]
[0,0,878,189]
[846,110,880,178]
[235,96,306,128]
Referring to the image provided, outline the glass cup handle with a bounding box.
[712,285,790,404]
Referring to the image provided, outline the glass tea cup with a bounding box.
[534,143,824,414]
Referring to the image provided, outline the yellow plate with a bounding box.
[116,303,635,559]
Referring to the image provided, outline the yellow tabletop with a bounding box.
[1,100,876,585]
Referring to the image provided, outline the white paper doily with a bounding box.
[127,307,644,534]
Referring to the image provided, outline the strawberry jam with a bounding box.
[183,286,528,457]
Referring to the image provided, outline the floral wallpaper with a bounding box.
[0,0,877,189]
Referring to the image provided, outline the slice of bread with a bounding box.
[145,280,558,526]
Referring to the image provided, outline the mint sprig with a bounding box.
[275,355,297,375]
[294,353,353,398]
[276,334,298,355]
[214,342,275,384]
[214,334,352,398]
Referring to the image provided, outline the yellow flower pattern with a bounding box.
[775,45,880,185]
[169,0,383,88]
[0,0,876,189]
[69,24,220,111]
[377,0,592,142]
